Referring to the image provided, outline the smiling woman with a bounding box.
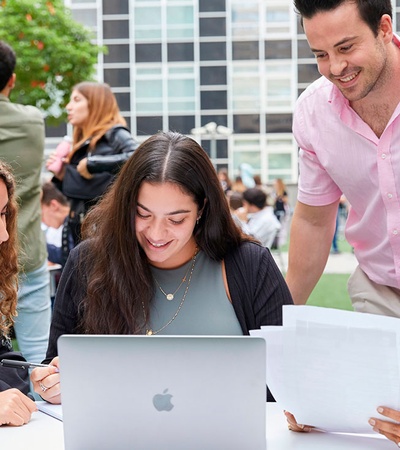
[31,131,293,405]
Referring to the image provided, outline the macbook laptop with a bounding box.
[57,335,266,450]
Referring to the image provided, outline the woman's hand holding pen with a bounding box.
[30,357,61,404]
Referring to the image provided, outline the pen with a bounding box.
[0,359,51,370]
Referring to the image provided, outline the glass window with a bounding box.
[135,44,162,63]
[200,42,226,61]
[135,79,163,114]
[265,4,291,34]
[200,66,227,86]
[167,43,194,62]
[265,40,291,59]
[104,44,130,63]
[167,6,194,39]
[231,2,259,38]
[233,151,261,173]
[168,115,195,135]
[266,114,293,133]
[70,9,97,27]
[297,39,314,59]
[201,91,227,110]
[104,68,130,87]
[136,116,163,136]
[233,114,260,133]
[114,92,130,112]
[232,63,260,110]
[268,153,292,170]
[200,18,226,37]
[200,115,228,128]
[199,0,226,13]
[201,139,228,159]
[298,63,320,84]
[103,20,129,39]
[232,41,259,60]
[103,0,129,15]
[168,79,196,112]
[264,62,293,110]
[134,7,162,41]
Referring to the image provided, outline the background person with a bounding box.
[0,40,51,366]
[31,131,293,405]
[47,81,138,246]
[0,161,38,426]
[40,181,73,268]
[235,188,281,249]
[286,0,400,317]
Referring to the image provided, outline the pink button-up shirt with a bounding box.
[293,36,400,289]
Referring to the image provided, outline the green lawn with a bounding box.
[282,231,354,311]
[306,273,353,311]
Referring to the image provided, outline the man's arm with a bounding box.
[285,200,339,305]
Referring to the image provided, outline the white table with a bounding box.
[1,404,395,449]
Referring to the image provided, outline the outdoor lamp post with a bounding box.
[190,122,233,161]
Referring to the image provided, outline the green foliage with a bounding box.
[0,0,105,125]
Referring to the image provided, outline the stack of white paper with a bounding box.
[251,305,400,433]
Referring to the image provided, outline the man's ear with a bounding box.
[7,73,16,90]
[50,199,60,211]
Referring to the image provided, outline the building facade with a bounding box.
[56,0,399,184]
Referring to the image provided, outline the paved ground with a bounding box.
[272,250,358,275]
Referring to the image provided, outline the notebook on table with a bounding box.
[57,334,266,450]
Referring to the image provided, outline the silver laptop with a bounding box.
[58,335,266,450]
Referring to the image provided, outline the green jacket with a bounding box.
[0,94,47,273]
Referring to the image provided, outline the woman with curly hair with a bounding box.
[0,161,37,425]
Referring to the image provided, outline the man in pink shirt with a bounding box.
[285,1,400,443]
[286,0,400,316]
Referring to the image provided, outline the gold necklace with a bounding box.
[143,248,199,336]
[153,261,192,301]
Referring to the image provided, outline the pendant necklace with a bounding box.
[153,260,193,301]
[143,247,199,336]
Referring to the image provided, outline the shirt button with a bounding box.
[393,229,399,235]
[382,153,387,159]
[388,193,393,199]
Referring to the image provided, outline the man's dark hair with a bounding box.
[41,181,70,207]
[243,188,267,210]
[294,0,392,36]
[0,41,16,92]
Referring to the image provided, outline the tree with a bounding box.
[0,0,104,125]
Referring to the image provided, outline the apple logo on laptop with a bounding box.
[153,388,174,412]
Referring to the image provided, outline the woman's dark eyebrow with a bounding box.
[137,202,191,215]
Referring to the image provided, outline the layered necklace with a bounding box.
[153,261,193,301]
[143,247,199,336]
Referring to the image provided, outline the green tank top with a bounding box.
[148,251,242,336]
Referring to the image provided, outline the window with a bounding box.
[167,6,194,39]
[134,7,162,41]
[231,2,259,39]
[232,63,260,111]
[264,62,293,111]
[200,66,227,86]
[265,3,291,35]
[232,41,259,60]
[104,68,130,87]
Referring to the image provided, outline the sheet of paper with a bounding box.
[251,306,400,433]
[37,401,63,421]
